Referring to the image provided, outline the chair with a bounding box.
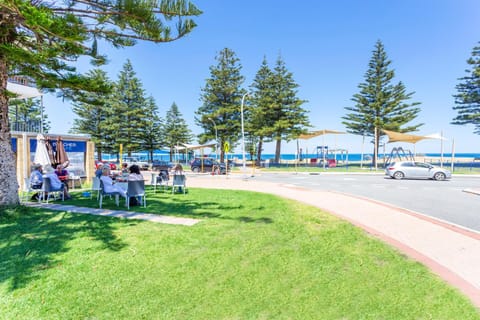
[126,180,146,210]
[40,177,65,203]
[22,177,35,203]
[69,173,82,190]
[98,179,120,209]
[152,171,169,193]
[171,174,186,194]
[91,177,101,200]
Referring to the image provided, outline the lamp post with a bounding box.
[240,92,248,174]
[208,118,218,160]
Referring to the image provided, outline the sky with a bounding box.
[42,0,480,155]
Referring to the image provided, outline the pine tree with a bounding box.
[196,48,245,162]
[8,98,50,133]
[452,42,480,135]
[164,102,192,161]
[70,69,114,160]
[342,40,422,166]
[249,57,277,165]
[108,60,149,157]
[0,0,201,205]
[270,55,310,163]
[142,96,164,162]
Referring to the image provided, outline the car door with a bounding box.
[412,162,431,178]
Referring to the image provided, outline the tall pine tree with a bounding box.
[143,96,164,162]
[70,69,114,160]
[342,40,422,165]
[107,60,149,158]
[249,57,277,165]
[164,102,192,161]
[452,42,480,135]
[269,55,310,163]
[196,48,245,162]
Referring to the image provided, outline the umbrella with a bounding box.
[55,136,70,168]
[45,136,56,168]
[33,134,53,169]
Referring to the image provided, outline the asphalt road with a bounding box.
[253,172,480,232]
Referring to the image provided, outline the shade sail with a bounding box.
[382,129,432,144]
[298,129,346,140]
[178,143,217,151]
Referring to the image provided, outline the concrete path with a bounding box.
[26,202,200,226]
[185,174,480,308]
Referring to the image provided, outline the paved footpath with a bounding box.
[186,174,480,308]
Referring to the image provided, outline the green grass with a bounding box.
[1,189,479,319]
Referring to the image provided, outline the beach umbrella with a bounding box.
[298,129,346,169]
[55,136,70,168]
[45,136,56,167]
[33,134,53,169]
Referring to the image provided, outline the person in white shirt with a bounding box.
[100,167,127,198]
[128,165,144,181]
[43,166,72,199]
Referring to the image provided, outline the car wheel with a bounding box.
[393,171,404,180]
[433,172,446,181]
[192,167,200,173]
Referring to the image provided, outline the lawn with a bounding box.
[1,188,479,319]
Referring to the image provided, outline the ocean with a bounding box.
[103,151,480,162]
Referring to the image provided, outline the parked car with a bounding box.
[385,161,451,181]
[190,158,228,174]
[151,160,174,172]
[122,157,149,170]
[95,160,117,170]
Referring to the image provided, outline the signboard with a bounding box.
[30,139,86,153]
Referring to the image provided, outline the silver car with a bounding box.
[385,161,451,181]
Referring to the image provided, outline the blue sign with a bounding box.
[30,139,87,153]
[11,138,17,152]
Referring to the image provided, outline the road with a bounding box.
[252,172,480,232]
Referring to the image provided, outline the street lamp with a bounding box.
[240,92,249,173]
[208,118,218,160]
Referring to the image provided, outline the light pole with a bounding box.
[208,118,218,160]
[240,92,248,173]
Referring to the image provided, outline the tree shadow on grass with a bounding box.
[0,205,128,291]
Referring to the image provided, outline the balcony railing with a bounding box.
[8,76,37,87]
[11,120,42,133]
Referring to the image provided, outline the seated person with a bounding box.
[128,164,144,181]
[55,164,69,182]
[43,166,72,200]
[95,163,104,178]
[30,163,43,200]
[172,163,185,192]
[100,167,127,198]
[121,163,129,176]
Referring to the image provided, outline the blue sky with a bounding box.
[43,0,480,154]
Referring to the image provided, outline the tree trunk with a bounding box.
[256,138,263,166]
[274,138,281,163]
[0,55,20,206]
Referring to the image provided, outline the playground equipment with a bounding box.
[384,147,414,166]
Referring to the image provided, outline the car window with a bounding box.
[400,162,414,167]
[414,162,431,168]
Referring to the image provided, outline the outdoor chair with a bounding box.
[98,179,120,209]
[40,177,65,203]
[22,177,35,203]
[151,172,169,193]
[171,174,186,194]
[91,177,101,200]
[126,180,146,210]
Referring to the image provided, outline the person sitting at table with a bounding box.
[172,163,185,193]
[44,166,72,200]
[121,163,129,175]
[128,164,144,181]
[55,164,73,196]
[95,163,104,178]
[100,167,127,198]
[30,163,43,200]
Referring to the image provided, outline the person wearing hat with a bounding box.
[30,163,43,200]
